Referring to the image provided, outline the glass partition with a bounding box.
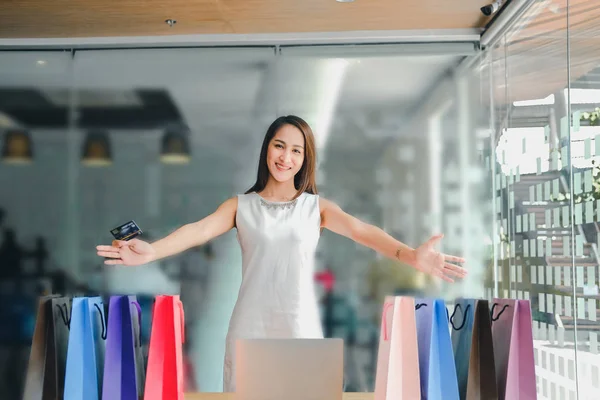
[568,1,600,397]
[482,1,597,398]
[0,49,74,399]
[70,47,278,392]
[1,43,482,395]
[277,42,486,390]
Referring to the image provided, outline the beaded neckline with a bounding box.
[255,193,301,210]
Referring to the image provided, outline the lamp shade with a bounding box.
[82,131,112,166]
[2,129,33,164]
[160,129,190,164]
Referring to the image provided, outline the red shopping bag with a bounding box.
[144,295,185,400]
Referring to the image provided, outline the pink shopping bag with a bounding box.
[491,298,537,400]
[374,296,421,400]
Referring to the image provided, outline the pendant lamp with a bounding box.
[2,129,33,164]
[82,131,112,166]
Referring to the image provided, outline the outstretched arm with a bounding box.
[97,197,238,266]
[149,197,238,261]
[319,198,467,282]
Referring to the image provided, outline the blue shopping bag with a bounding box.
[63,297,107,400]
[450,298,476,399]
[415,298,459,400]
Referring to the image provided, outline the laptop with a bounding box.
[235,338,344,400]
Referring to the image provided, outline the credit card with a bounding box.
[110,220,142,241]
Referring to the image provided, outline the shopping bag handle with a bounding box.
[178,299,185,344]
[131,300,142,347]
[449,303,471,331]
[415,303,427,310]
[490,303,509,323]
[56,303,71,329]
[94,303,108,340]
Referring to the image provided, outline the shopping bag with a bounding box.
[450,298,498,400]
[23,295,71,400]
[132,300,146,397]
[102,295,145,400]
[491,298,536,400]
[144,295,185,400]
[374,296,420,400]
[63,297,107,400]
[415,298,460,400]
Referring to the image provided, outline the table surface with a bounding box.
[185,393,374,400]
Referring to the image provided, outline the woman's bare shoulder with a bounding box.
[216,196,239,213]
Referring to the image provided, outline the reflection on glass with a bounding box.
[484,1,600,398]
[0,50,74,400]
[2,129,34,164]
[81,131,112,167]
[569,1,600,398]
[160,128,191,165]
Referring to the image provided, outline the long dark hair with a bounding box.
[245,115,318,198]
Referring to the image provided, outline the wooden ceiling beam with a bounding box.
[0,0,494,38]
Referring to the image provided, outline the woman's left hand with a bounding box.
[413,234,467,283]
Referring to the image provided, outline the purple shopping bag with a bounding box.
[102,296,144,400]
[491,298,536,400]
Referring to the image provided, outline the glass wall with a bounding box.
[569,2,600,397]
[491,4,578,398]
[478,1,600,398]
[275,43,486,390]
[0,43,485,396]
[394,2,600,398]
[0,47,281,395]
[0,50,74,399]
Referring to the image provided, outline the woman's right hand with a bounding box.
[96,197,237,267]
[96,238,156,266]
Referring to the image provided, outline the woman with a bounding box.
[96,115,467,392]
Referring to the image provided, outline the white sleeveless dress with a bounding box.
[223,192,324,392]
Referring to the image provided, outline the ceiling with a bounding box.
[0,0,493,39]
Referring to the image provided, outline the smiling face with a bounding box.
[266,123,306,183]
[245,115,318,197]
